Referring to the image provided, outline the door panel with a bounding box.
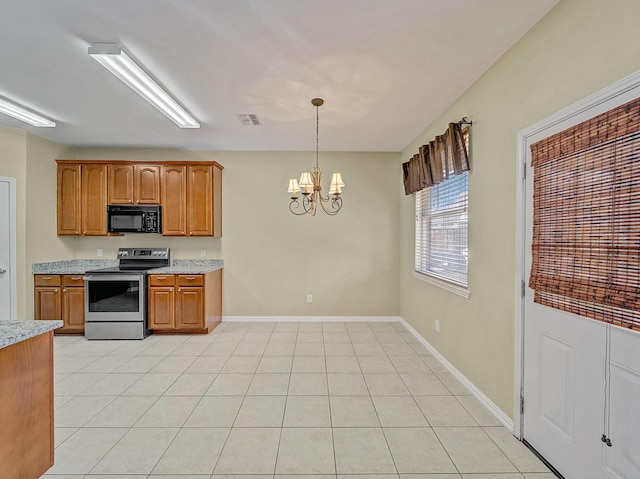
[537,333,575,441]
[522,82,640,478]
[523,292,603,478]
[602,329,640,479]
[0,178,14,320]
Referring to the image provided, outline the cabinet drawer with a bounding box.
[177,274,203,286]
[63,275,84,287]
[35,275,61,287]
[149,274,175,286]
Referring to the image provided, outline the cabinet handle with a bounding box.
[156,276,167,280]
[62,289,67,293]
[71,277,81,280]
[42,276,53,280]
[185,276,196,280]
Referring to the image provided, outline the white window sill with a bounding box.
[413,271,471,299]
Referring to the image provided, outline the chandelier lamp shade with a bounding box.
[288,98,345,216]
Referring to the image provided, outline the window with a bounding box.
[415,170,469,290]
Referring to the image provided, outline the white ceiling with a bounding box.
[0,0,557,151]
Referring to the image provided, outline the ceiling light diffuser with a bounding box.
[0,97,55,127]
[88,43,200,128]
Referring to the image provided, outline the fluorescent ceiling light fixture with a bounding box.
[88,42,200,128]
[0,97,55,127]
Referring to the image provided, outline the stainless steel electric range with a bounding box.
[83,247,170,340]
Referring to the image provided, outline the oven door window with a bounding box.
[88,280,141,313]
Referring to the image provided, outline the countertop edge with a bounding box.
[0,320,64,349]
[32,259,224,275]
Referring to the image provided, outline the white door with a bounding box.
[0,177,17,321]
[522,82,640,478]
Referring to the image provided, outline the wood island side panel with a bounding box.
[0,332,54,479]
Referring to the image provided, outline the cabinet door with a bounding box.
[148,287,175,329]
[134,165,161,204]
[176,287,203,329]
[57,164,81,235]
[107,164,134,204]
[34,287,61,320]
[161,165,187,236]
[187,165,213,236]
[62,287,85,333]
[81,164,107,235]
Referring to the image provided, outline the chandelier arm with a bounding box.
[318,194,343,216]
[303,193,317,215]
[289,198,308,215]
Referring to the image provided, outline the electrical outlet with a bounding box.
[435,320,440,332]
[200,249,206,257]
[97,249,103,257]
[306,294,313,303]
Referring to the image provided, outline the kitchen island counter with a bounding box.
[0,320,61,479]
[0,320,63,349]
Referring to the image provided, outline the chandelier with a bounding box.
[288,98,345,216]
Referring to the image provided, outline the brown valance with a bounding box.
[403,120,470,195]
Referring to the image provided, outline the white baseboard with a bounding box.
[398,317,514,431]
[220,314,513,431]
[223,316,403,323]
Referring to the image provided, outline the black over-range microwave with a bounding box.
[107,205,162,233]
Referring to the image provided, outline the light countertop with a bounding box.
[32,258,223,275]
[0,320,63,349]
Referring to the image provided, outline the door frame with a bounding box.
[514,70,640,438]
[0,177,17,321]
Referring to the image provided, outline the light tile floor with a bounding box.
[43,321,556,479]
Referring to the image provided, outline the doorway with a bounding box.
[515,72,640,478]
[0,177,17,321]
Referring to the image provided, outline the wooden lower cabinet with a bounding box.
[148,270,222,333]
[34,275,85,334]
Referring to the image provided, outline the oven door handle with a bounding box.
[83,274,145,282]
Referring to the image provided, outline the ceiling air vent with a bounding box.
[237,113,262,126]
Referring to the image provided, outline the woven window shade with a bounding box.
[529,97,640,330]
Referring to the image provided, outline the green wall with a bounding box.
[399,0,640,418]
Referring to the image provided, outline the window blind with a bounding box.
[529,97,640,330]
[415,171,468,286]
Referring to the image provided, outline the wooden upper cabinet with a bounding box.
[107,164,134,204]
[57,160,221,237]
[57,164,81,235]
[81,164,107,235]
[161,165,187,236]
[187,165,213,236]
[108,164,160,204]
[134,165,160,204]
